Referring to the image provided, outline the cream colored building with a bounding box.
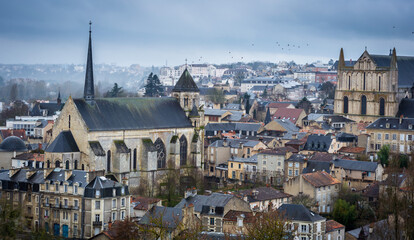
[334,48,414,122]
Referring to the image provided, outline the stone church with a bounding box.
[45,24,203,195]
[334,48,414,122]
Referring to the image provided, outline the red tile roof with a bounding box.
[268,102,292,109]
[302,171,341,187]
[272,108,304,124]
[309,152,334,162]
[326,220,345,232]
[131,196,161,211]
[0,129,27,141]
[338,146,366,154]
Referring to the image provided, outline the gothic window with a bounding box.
[378,76,381,92]
[361,95,367,115]
[180,135,188,166]
[155,138,166,169]
[133,148,137,170]
[65,161,70,170]
[343,96,348,114]
[184,97,189,108]
[107,150,111,172]
[68,115,71,129]
[55,160,60,168]
[81,164,85,170]
[348,76,351,90]
[47,160,50,168]
[74,160,78,170]
[379,98,385,116]
[363,73,366,90]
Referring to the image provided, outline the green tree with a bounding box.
[291,194,316,209]
[0,200,22,240]
[105,83,124,98]
[296,97,313,114]
[207,88,225,105]
[378,144,390,166]
[144,73,164,97]
[332,199,357,230]
[246,210,294,240]
[320,81,336,99]
[234,71,245,86]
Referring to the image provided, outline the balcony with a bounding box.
[93,221,102,226]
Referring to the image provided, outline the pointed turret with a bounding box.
[189,102,200,117]
[338,48,345,70]
[264,107,271,125]
[84,21,95,101]
[173,68,199,92]
[57,89,61,105]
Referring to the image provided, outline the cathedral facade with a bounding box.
[45,25,203,196]
[334,48,414,122]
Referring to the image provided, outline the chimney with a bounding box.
[223,138,228,147]
[38,143,42,151]
[184,188,193,199]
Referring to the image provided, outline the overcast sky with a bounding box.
[0,0,413,66]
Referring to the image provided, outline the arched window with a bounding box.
[363,72,366,90]
[55,160,60,168]
[378,76,381,92]
[155,138,166,169]
[379,98,385,116]
[107,150,111,172]
[348,76,351,90]
[81,164,85,170]
[68,115,71,129]
[133,148,137,170]
[361,95,367,115]
[47,160,50,168]
[65,160,69,170]
[74,160,78,170]
[184,97,189,108]
[343,96,349,114]
[180,135,188,166]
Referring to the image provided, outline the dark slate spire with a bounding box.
[264,107,271,125]
[84,21,95,101]
[172,68,199,92]
[189,102,200,117]
[57,89,61,105]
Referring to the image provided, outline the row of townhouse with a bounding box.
[0,168,130,239]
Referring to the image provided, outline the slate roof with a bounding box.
[205,123,262,133]
[172,68,199,92]
[325,115,355,123]
[397,98,414,118]
[302,171,340,187]
[303,134,332,152]
[73,97,192,131]
[229,154,257,164]
[260,147,298,155]
[287,154,306,163]
[336,132,357,142]
[0,136,27,152]
[84,176,128,198]
[302,161,331,174]
[366,117,414,131]
[361,182,379,199]
[309,152,334,162]
[370,54,414,88]
[222,104,242,111]
[175,193,234,214]
[332,159,378,172]
[239,187,291,202]
[140,206,183,230]
[132,196,161,211]
[114,141,129,153]
[278,204,325,222]
[45,131,79,153]
[89,141,105,156]
[204,109,230,116]
[209,139,261,148]
[189,104,200,117]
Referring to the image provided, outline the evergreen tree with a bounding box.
[105,83,124,98]
[144,73,164,97]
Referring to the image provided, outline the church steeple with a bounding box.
[84,21,95,101]
[57,89,61,105]
[264,107,271,125]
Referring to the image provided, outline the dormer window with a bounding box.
[121,187,125,195]
[74,185,78,194]
[55,183,59,193]
[64,184,68,193]
[113,189,116,197]
[210,207,215,214]
[386,123,390,128]
[46,182,49,191]
[96,190,101,198]
[409,125,413,130]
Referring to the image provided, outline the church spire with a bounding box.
[84,21,95,101]
[57,88,61,105]
[338,48,345,70]
[264,107,271,125]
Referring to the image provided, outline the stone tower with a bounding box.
[172,68,203,127]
